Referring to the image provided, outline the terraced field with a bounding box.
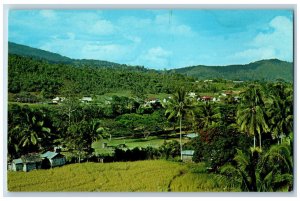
[7,160,239,192]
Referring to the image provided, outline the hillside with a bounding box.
[8,42,73,64]
[172,59,293,82]
[8,42,293,82]
[8,42,125,68]
[8,54,193,96]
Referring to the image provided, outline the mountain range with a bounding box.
[8,42,293,82]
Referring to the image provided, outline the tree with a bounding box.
[195,102,221,131]
[66,119,108,163]
[237,85,269,150]
[16,106,51,152]
[163,87,192,160]
[221,143,293,192]
[266,82,293,144]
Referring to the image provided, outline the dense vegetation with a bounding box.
[8,54,194,97]
[172,59,293,82]
[7,43,294,192]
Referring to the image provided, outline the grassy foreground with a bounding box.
[7,160,238,192]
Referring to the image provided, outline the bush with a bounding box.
[192,126,251,171]
[159,140,180,160]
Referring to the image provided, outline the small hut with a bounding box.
[11,154,42,172]
[181,150,195,162]
[40,151,66,168]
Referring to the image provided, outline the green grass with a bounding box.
[7,160,238,192]
[92,135,189,155]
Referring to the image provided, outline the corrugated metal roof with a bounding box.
[41,151,59,159]
[181,150,195,156]
[186,133,198,138]
[12,158,23,164]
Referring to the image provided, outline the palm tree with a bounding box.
[163,87,192,160]
[221,143,293,192]
[19,108,51,151]
[197,102,221,130]
[237,85,269,150]
[266,82,293,144]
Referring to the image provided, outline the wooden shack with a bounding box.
[181,150,195,162]
[11,154,42,172]
[40,151,66,168]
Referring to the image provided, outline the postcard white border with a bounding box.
[1,1,299,200]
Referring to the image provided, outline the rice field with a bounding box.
[7,160,239,192]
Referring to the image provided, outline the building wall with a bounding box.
[23,163,37,172]
[51,157,66,167]
[12,163,23,171]
[182,155,193,162]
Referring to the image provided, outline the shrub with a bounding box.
[159,140,180,160]
[192,126,251,171]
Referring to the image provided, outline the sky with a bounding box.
[8,9,293,70]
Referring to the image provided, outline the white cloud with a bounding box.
[233,47,276,62]
[89,19,115,35]
[118,16,152,28]
[135,47,172,69]
[231,16,293,63]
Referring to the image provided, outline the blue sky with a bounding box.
[9,9,293,69]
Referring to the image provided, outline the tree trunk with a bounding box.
[180,117,183,161]
[259,133,262,150]
[253,135,256,149]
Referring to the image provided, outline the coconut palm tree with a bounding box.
[237,85,269,150]
[197,102,221,130]
[221,143,293,192]
[266,82,293,144]
[163,87,192,160]
[18,108,51,151]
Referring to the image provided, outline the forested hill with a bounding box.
[8,54,194,97]
[8,42,127,69]
[172,59,293,82]
[9,42,73,64]
[9,42,293,82]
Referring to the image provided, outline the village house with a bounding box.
[181,150,195,162]
[185,133,199,139]
[188,92,196,98]
[233,80,244,84]
[201,96,213,102]
[80,96,93,103]
[40,150,66,168]
[10,149,66,172]
[11,153,42,172]
[52,97,65,104]
[144,97,160,107]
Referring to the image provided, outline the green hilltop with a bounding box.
[9,42,293,82]
[172,59,293,82]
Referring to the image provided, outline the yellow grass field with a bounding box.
[7,160,239,192]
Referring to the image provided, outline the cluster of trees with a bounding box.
[100,140,181,163]
[163,81,293,191]
[7,94,174,161]
[173,59,293,82]
[8,54,194,98]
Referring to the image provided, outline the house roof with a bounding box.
[12,158,23,164]
[186,133,198,138]
[181,150,195,156]
[13,153,43,164]
[81,97,92,101]
[41,151,59,159]
[202,96,212,100]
